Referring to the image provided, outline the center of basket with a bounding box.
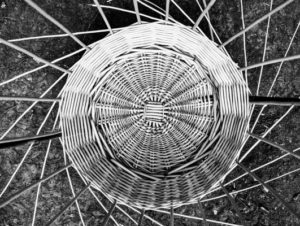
[144,101,164,126]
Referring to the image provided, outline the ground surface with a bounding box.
[0,0,300,225]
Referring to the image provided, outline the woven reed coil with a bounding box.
[59,21,250,209]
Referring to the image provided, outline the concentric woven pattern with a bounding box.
[59,21,250,209]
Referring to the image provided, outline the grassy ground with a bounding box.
[0,0,299,225]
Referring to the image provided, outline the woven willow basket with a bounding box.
[59,21,250,209]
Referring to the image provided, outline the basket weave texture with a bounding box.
[59,21,249,209]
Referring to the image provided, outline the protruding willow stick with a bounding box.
[249,96,300,106]
[24,0,90,51]
[219,183,246,225]
[236,161,300,220]
[193,0,216,30]
[240,54,300,71]
[93,0,113,34]
[220,0,295,47]
[165,0,170,21]
[133,0,141,24]
[197,199,208,226]
[0,96,60,102]
[102,200,117,226]
[0,37,71,74]
[45,183,91,226]
[0,131,62,149]
[248,132,300,160]
[138,209,145,226]
[0,164,72,208]
[170,206,174,226]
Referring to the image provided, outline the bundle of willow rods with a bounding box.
[59,21,250,209]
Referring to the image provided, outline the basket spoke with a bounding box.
[102,200,117,226]
[219,182,246,225]
[197,199,208,226]
[0,37,71,74]
[202,166,300,202]
[193,0,216,30]
[93,0,113,34]
[236,161,300,220]
[256,0,273,96]
[138,209,145,226]
[32,103,60,226]
[24,0,90,51]
[45,183,91,226]
[248,132,300,159]
[0,164,72,208]
[170,206,174,226]
[0,96,60,102]
[220,0,295,48]
[240,54,300,71]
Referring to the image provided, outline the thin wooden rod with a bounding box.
[102,200,117,226]
[133,0,141,24]
[0,164,72,208]
[170,206,174,226]
[248,132,300,160]
[138,209,145,226]
[193,0,216,30]
[0,37,71,74]
[249,96,300,106]
[165,0,170,21]
[219,183,246,225]
[201,0,214,41]
[197,199,208,226]
[0,96,60,102]
[220,0,295,47]
[45,183,91,226]
[24,0,90,51]
[93,0,113,34]
[240,54,300,71]
[0,131,62,149]
[236,161,300,220]
[256,0,273,96]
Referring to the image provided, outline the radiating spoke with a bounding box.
[0,131,61,149]
[220,0,295,47]
[202,166,300,202]
[32,103,60,226]
[102,200,117,226]
[165,0,170,21]
[193,0,216,30]
[240,0,248,84]
[170,206,174,226]
[24,0,90,51]
[197,200,208,226]
[45,183,91,226]
[0,37,71,74]
[93,0,113,34]
[133,0,141,24]
[63,146,86,226]
[240,54,300,71]
[0,96,60,102]
[138,209,145,226]
[153,208,241,226]
[248,132,300,159]
[219,183,246,225]
[256,0,273,95]
[236,161,300,220]
[0,164,72,208]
